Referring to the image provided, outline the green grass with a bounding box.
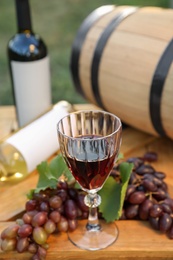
[0,0,170,105]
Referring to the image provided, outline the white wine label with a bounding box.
[6,103,68,172]
[11,56,51,127]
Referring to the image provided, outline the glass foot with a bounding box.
[68,219,119,251]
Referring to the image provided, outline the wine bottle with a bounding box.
[7,0,52,127]
[0,101,72,183]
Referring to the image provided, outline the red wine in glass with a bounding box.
[66,134,117,190]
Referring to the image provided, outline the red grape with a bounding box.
[32,212,48,227]
[139,199,153,220]
[128,191,146,204]
[49,195,62,209]
[16,237,29,253]
[159,213,172,233]
[64,199,78,220]
[17,224,32,238]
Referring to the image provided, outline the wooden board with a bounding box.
[0,105,173,259]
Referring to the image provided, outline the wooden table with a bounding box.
[0,104,173,260]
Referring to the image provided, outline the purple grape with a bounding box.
[57,181,68,190]
[136,164,155,175]
[56,204,65,215]
[163,198,173,211]
[68,187,78,200]
[142,179,157,192]
[139,199,153,220]
[64,199,78,220]
[129,172,138,185]
[154,171,166,180]
[39,201,49,212]
[149,204,163,218]
[1,224,20,239]
[77,193,89,212]
[160,182,168,192]
[49,211,61,223]
[22,210,38,224]
[128,191,146,204]
[56,189,68,202]
[17,224,33,238]
[49,195,62,209]
[125,204,139,219]
[28,243,38,254]
[125,184,136,200]
[152,188,167,201]
[38,246,47,258]
[126,157,144,169]
[149,217,159,230]
[161,203,172,214]
[25,200,37,211]
[16,237,29,253]
[33,192,49,202]
[31,212,48,227]
[159,213,172,233]
[143,152,158,162]
[136,185,146,192]
[153,177,163,187]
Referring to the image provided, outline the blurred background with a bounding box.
[0,0,171,106]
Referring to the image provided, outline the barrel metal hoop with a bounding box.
[70,5,115,97]
[150,38,173,137]
[91,6,138,110]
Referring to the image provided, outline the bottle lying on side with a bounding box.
[0,101,72,183]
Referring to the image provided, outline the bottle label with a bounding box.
[6,103,68,172]
[11,56,52,127]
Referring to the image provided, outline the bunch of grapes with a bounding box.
[114,152,173,239]
[1,151,173,259]
[0,182,89,259]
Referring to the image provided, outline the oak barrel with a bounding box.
[70,5,173,140]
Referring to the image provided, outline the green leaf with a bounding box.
[49,154,73,181]
[29,154,74,196]
[118,162,134,218]
[117,152,124,162]
[35,161,57,193]
[98,162,133,222]
[98,177,121,222]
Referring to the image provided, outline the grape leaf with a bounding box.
[98,162,133,222]
[49,154,74,182]
[117,152,124,162]
[98,177,121,222]
[29,154,73,195]
[35,161,57,193]
[119,162,134,216]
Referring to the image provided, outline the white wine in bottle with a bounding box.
[0,102,71,183]
[8,0,52,127]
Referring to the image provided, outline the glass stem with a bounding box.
[84,192,101,231]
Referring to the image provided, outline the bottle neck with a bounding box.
[15,0,32,33]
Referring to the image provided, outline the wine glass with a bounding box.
[57,110,122,250]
